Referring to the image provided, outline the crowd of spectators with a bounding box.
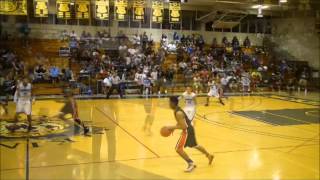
[59,29,311,97]
[0,29,312,99]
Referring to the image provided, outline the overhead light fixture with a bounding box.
[279,0,287,3]
[252,5,269,9]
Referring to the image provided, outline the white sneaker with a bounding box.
[184,163,196,173]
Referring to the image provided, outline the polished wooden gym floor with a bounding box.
[0,92,319,180]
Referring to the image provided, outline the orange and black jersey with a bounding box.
[174,107,198,148]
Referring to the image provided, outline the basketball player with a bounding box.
[205,79,224,106]
[142,98,156,135]
[60,88,89,135]
[298,68,308,96]
[179,86,196,121]
[168,96,214,172]
[14,78,33,131]
[241,75,251,94]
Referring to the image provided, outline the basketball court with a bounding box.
[1,92,319,179]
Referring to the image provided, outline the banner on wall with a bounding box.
[95,0,109,20]
[151,0,163,23]
[56,0,71,19]
[114,0,127,21]
[169,1,181,23]
[76,0,89,19]
[133,0,144,21]
[0,0,27,15]
[34,0,48,17]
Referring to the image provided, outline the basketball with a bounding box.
[160,126,173,137]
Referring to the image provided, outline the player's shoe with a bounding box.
[205,103,209,106]
[184,163,196,173]
[83,126,90,135]
[208,154,214,165]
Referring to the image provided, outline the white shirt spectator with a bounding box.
[133,35,141,45]
[111,75,120,85]
[134,72,144,85]
[70,31,77,39]
[151,71,158,83]
[103,77,112,87]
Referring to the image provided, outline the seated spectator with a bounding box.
[222,36,228,46]
[197,35,205,50]
[70,30,77,39]
[49,65,60,84]
[232,36,240,50]
[211,37,217,48]
[161,34,168,49]
[69,37,78,49]
[119,43,128,58]
[133,33,141,47]
[173,32,180,44]
[142,32,148,50]
[34,64,47,82]
[61,30,69,41]
[243,36,251,48]
[61,68,73,82]
[80,30,88,42]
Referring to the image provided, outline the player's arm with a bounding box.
[168,111,187,130]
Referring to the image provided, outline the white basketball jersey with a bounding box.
[18,83,32,101]
[182,92,196,108]
[209,82,218,92]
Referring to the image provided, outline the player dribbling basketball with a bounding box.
[167,96,214,172]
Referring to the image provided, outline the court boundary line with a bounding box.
[95,107,160,158]
[1,143,318,172]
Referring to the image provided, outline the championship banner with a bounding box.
[95,0,109,20]
[133,0,144,21]
[56,0,71,19]
[76,0,89,19]
[152,0,163,23]
[34,0,48,17]
[114,0,127,21]
[169,1,181,23]
[0,0,27,15]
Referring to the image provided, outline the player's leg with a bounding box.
[176,132,196,172]
[194,145,214,165]
[218,96,225,105]
[14,102,24,122]
[205,96,210,106]
[106,85,115,99]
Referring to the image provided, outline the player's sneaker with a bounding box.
[184,163,196,173]
[83,126,90,135]
[208,154,214,165]
[205,103,209,106]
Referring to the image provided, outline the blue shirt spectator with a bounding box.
[49,66,60,78]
